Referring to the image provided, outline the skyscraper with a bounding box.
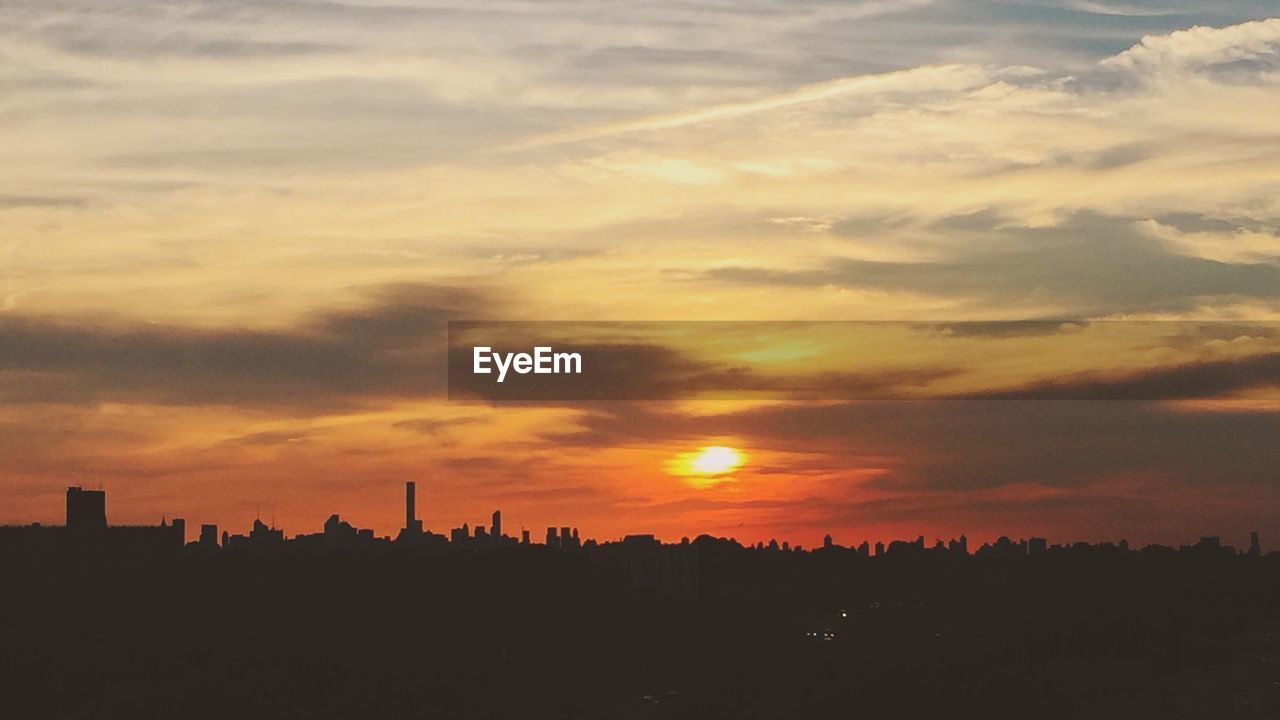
[200,524,219,547]
[404,481,423,535]
[66,487,106,533]
[491,510,501,540]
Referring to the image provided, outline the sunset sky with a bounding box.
[2,1,1279,548]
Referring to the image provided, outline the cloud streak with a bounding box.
[705,213,1280,314]
[0,284,489,413]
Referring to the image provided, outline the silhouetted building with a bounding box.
[597,535,698,597]
[451,525,469,544]
[224,518,286,551]
[397,481,449,547]
[886,536,927,557]
[405,481,423,535]
[1250,531,1261,557]
[200,524,219,547]
[1184,535,1236,557]
[66,486,106,533]
[1029,537,1048,556]
[253,518,281,541]
[0,492,182,556]
[322,514,364,544]
[491,510,501,540]
[99,521,185,552]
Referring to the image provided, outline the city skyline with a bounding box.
[4,482,1268,557]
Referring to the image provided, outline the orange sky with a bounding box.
[2,6,1280,549]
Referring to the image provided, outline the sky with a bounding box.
[2,1,1279,549]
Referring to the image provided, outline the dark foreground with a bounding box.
[3,544,1278,719]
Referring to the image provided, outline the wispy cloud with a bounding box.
[499,64,989,151]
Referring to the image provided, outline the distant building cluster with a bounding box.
[0,487,184,555]
[812,531,1261,560]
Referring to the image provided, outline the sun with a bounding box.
[667,445,746,488]
[689,446,743,475]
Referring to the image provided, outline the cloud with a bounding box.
[1102,17,1280,73]
[704,213,1280,314]
[0,284,491,413]
[549,399,1280,497]
[956,351,1280,400]
[500,63,991,151]
[1064,1,1182,18]
[1140,217,1280,264]
[394,416,486,435]
[32,23,343,61]
[448,334,961,402]
[0,194,87,209]
[220,430,310,447]
[917,321,1088,338]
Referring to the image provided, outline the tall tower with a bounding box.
[491,510,502,540]
[66,486,107,533]
[405,481,422,534]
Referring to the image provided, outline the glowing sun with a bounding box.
[668,445,746,488]
[689,446,743,474]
